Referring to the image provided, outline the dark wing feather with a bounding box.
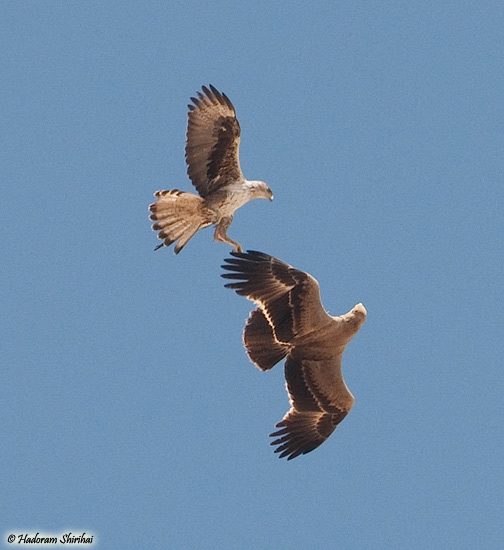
[221,250,329,343]
[186,85,243,197]
[269,355,351,460]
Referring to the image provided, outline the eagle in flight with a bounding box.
[149,85,273,254]
[222,250,367,460]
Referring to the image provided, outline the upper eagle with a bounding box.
[149,85,273,254]
[222,250,367,460]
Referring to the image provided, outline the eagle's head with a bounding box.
[348,303,367,333]
[337,303,367,338]
[248,180,274,201]
[352,303,367,320]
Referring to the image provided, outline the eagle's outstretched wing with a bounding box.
[222,250,330,344]
[186,85,243,197]
[269,354,352,460]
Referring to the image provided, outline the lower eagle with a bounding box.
[222,250,366,460]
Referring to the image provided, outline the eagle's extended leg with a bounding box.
[213,216,243,252]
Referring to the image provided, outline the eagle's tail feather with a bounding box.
[244,309,289,371]
[149,190,211,253]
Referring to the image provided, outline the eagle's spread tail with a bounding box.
[149,190,212,254]
[244,309,289,371]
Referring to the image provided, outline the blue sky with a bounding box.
[1,1,503,548]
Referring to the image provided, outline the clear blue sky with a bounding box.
[2,2,503,549]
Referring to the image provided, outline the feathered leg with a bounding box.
[213,216,243,252]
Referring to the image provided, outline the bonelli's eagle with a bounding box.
[149,85,273,254]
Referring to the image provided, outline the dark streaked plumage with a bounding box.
[149,85,273,254]
[185,85,242,197]
[222,250,366,460]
